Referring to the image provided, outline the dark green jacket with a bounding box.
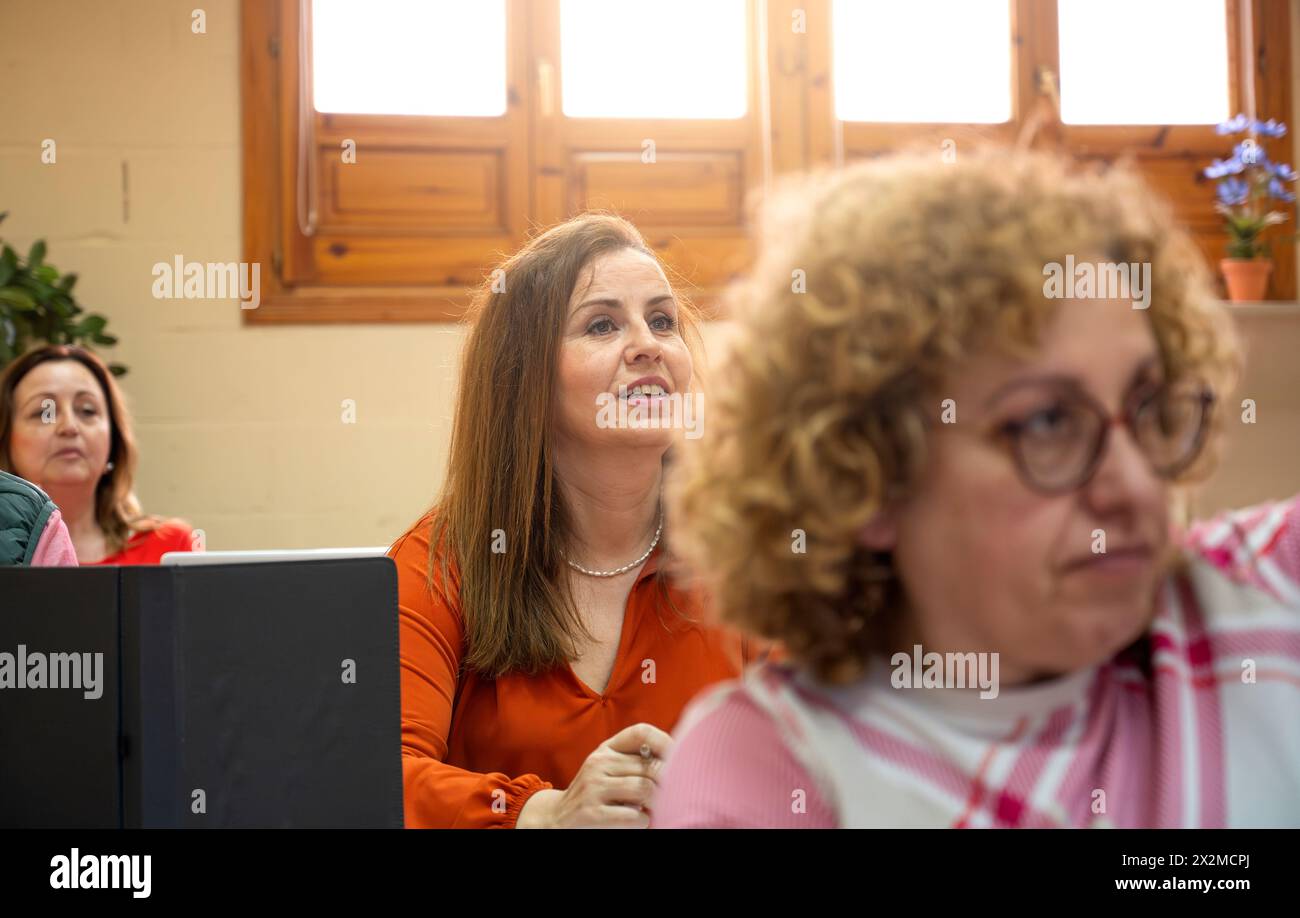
[0,470,58,566]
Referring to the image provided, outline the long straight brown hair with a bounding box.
[431,213,703,678]
[0,344,157,552]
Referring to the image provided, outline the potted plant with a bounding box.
[1203,114,1297,303]
[0,211,126,375]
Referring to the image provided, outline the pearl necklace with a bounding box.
[562,511,664,578]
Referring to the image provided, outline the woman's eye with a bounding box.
[1133,383,1168,414]
[651,313,677,332]
[587,318,615,335]
[1019,403,1075,438]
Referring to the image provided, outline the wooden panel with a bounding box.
[1249,0,1295,299]
[643,234,753,292]
[570,153,743,226]
[1129,155,1226,232]
[316,112,513,146]
[842,122,1018,158]
[561,118,753,147]
[1124,155,1233,287]
[274,0,316,284]
[309,235,501,286]
[241,0,281,311]
[788,0,835,170]
[319,147,505,233]
[240,286,474,323]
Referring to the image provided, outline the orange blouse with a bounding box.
[389,512,762,828]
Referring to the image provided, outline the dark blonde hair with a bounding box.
[431,212,704,678]
[0,344,161,553]
[668,148,1243,685]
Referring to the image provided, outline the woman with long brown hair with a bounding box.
[389,213,762,828]
[0,344,193,564]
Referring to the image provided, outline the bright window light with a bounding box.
[1058,0,1230,124]
[560,0,747,119]
[312,0,507,116]
[832,0,1012,123]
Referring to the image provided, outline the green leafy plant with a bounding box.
[0,212,126,375]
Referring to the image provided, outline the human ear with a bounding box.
[857,505,897,551]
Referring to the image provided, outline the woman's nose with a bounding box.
[624,320,662,362]
[54,404,79,436]
[1085,422,1159,514]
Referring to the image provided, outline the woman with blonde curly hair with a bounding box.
[652,149,1300,828]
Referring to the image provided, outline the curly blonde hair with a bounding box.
[668,148,1243,685]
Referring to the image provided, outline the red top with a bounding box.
[81,519,194,565]
[390,511,767,828]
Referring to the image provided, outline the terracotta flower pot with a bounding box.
[1220,258,1272,303]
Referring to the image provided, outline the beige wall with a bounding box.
[0,0,1295,553]
[0,0,462,549]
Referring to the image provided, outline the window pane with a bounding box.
[312,0,507,116]
[832,0,1012,123]
[560,0,747,119]
[1058,0,1230,124]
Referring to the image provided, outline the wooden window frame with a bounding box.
[798,0,1294,299]
[242,0,533,323]
[243,0,770,324]
[242,0,1294,324]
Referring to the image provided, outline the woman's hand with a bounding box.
[516,722,673,828]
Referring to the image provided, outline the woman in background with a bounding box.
[0,345,192,565]
[654,149,1300,828]
[390,213,766,828]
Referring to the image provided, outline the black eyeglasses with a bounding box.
[987,379,1215,495]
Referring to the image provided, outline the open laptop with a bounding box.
[161,547,390,565]
[3,553,403,827]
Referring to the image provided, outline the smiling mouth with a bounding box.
[619,384,670,399]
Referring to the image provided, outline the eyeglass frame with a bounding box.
[942,376,1217,496]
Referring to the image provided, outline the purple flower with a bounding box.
[1268,161,1297,181]
[1234,140,1271,166]
[1215,113,1290,138]
[1268,178,1295,202]
[1217,177,1250,206]
[1254,119,1288,138]
[1217,113,1251,134]
[1205,156,1245,179]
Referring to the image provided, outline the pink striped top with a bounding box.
[652,496,1300,828]
[30,508,78,567]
